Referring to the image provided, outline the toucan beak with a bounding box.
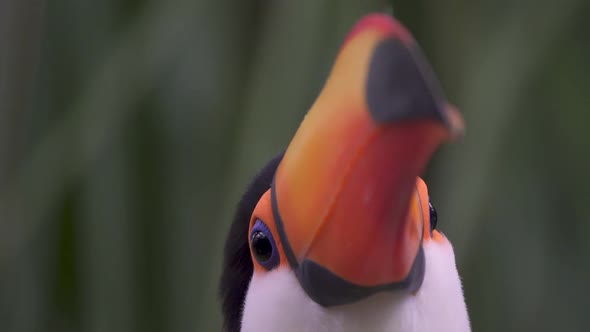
[270,14,464,307]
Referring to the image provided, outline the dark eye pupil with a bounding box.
[251,231,273,262]
[429,202,437,232]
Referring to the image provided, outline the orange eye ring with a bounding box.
[248,190,289,273]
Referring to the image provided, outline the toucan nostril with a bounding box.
[366,38,448,126]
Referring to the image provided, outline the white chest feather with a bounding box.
[241,241,470,332]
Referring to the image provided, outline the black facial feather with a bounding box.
[219,152,284,332]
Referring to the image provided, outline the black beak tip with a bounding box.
[366,37,452,128]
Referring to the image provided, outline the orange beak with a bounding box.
[270,14,464,306]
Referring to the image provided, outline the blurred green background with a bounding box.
[1,0,589,331]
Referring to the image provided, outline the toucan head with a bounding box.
[220,13,470,332]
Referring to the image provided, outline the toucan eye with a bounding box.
[429,201,438,232]
[250,219,279,270]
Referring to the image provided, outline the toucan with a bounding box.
[219,13,471,332]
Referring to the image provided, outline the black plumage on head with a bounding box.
[219,152,284,332]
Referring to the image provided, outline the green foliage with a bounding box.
[1,0,589,331]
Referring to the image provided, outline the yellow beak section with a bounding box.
[271,14,464,306]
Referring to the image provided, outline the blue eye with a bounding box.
[429,201,437,233]
[250,219,280,270]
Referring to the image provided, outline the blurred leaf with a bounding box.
[1,1,590,331]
